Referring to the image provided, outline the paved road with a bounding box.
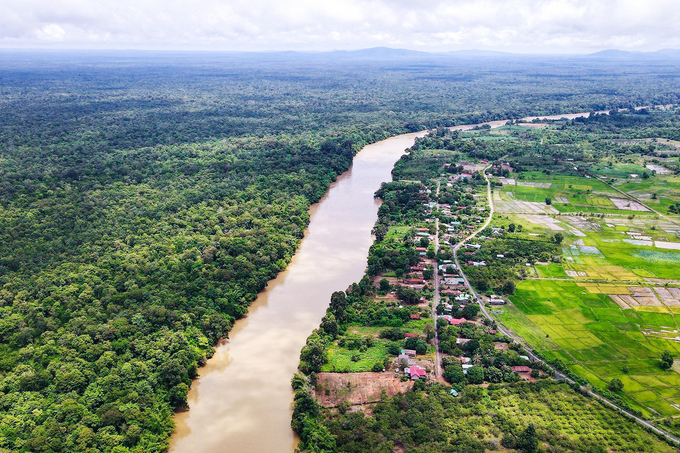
[451,165,680,447]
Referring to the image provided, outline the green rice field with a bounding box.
[501,273,680,418]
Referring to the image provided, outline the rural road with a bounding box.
[450,165,680,447]
[432,181,442,379]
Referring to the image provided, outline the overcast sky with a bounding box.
[1,0,678,53]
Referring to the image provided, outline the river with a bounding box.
[169,131,427,453]
[169,105,654,452]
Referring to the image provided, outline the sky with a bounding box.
[1,0,679,54]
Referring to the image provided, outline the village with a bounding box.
[306,160,548,410]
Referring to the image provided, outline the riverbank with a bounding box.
[169,131,427,452]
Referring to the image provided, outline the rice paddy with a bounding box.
[492,172,680,419]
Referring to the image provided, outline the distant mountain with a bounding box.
[325,47,440,60]
[443,49,515,58]
[587,48,680,60]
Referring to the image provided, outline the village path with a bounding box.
[432,181,442,379]
[452,165,680,447]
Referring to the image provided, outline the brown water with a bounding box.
[169,131,427,453]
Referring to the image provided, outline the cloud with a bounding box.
[0,0,678,52]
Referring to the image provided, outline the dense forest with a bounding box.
[2,50,680,451]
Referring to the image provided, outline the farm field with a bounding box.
[494,165,680,421]
[500,279,680,418]
[496,173,647,214]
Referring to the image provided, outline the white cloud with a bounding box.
[0,0,678,52]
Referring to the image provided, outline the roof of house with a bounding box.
[450,317,467,325]
[512,366,532,373]
[409,366,427,377]
[410,313,421,319]
[404,332,418,338]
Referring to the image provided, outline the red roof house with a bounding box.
[450,317,467,325]
[512,366,532,373]
[407,366,427,380]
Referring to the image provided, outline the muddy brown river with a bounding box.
[169,131,427,453]
[169,106,634,452]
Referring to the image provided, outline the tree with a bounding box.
[545,197,552,205]
[608,378,623,392]
[330,291,347,323]
[661,350,674,370]
[443,364,465,384]
[320,313,338,338]
[466,366,484,384]
[501,280,516,295]
[552,232,564,244]
[404,337,428,355]
[485,366,503,383]
[518,424,538,453]
[462,304,480,320]
[379,279,391,292]
[508,223,516,233]
[373,223,388,242]
[300,337,327,373]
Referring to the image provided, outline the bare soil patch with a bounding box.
[314,372,413,407]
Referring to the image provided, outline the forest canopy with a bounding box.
[2,51,680,451]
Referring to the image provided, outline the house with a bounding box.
[466,243,481,250]
[404,278,424,284]
[456,338,471,345]
[455,294,471,303]
[512,366,532,373]
[403,349,417,357]
[404,332,418,338]
[496,254,505,258]
[397,353,414,366]
[406,365,427,380]
[410,313,421,320]
[459,357,471,364]
[488,295,505,305]
[449,389,459,397]
[415,247,427,252]
[519,355,531,362]
[410,266,425,271]
[450,317,468,325]
[462,364,474,374]
[416,227,428,232]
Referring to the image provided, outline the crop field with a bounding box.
[616,176,680,214]
[492,164,680,420]
[497,174,647,214]
[500,279,680,417]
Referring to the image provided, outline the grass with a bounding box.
[322,342,391,372]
